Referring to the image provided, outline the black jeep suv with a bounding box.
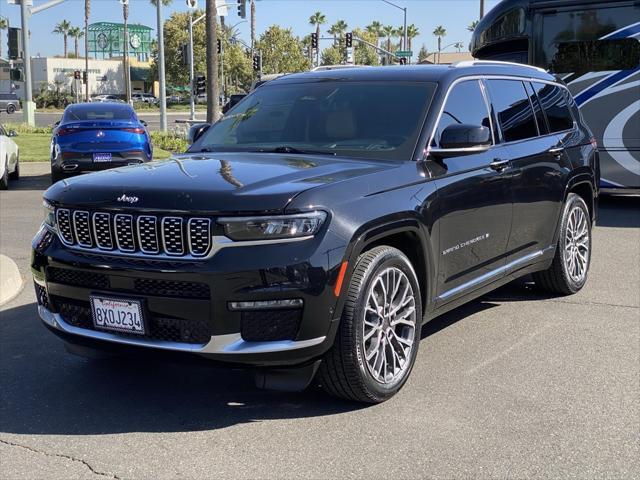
[32,63,599,403]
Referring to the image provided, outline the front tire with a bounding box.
[534,193,592,294]
[6,104,16,114]
[318,246,422,403]
[9,155,19,180]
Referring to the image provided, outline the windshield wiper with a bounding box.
[256,146,336,156]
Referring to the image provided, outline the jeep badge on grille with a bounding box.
[117,194,139,204]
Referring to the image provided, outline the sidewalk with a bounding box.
[0,254,23,306]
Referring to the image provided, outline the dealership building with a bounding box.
[2,22,153,99]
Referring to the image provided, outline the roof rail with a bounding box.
[451,60,547,74]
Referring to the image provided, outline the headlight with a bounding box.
[43,199,56,230]
[218,211,327,241]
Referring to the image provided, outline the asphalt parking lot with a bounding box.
[1,163,639,479]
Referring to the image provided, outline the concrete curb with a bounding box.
[0,254,24,307]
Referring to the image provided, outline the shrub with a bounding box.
[150,131,189,154]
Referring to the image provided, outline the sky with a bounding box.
[1,0,502,60]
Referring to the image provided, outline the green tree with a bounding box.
[320,45,344,66]
[308,11,326,66]
[53,20,72,58]
[365,21,384,48]
[382,25,395,54]
[433,25,447,63]
[406,24,419,52]
[68,26,84,58]
[417,44,430,63]
[468,20,479,32]
[255,25,310,74]
[0,18,7,59]
[454,41,465,52]
[352,28,379,66]
[327,19,348,45]
[160,10,206,87]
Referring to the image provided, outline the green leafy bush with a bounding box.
[150,132,189,154]
[3,123,53,135]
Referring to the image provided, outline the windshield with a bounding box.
[191,81,436,161]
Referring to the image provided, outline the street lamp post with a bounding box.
[382,0,407,52]
[19,0,35,125]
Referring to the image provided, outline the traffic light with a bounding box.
[195,74,206,95]
[10,69,23,81]
[217,38,221,55]
[399,57,407,65]
[8,27,23,60]
[73,70,81,80]
[237,0,246,19]
[345,32,353,48]
[82,71,88,84]
[180,44,189,65]
[311,32,318,49]
[252,54,261,72]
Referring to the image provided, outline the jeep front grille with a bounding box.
[54,208,213,258]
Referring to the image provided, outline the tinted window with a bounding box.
[535,6,640,73]
[479,8,526,45]
[433,80,491,147]
[63,105,133,121]
[487,79,538,142]
[194,81,437,161]
[525,81,548,135]
[532,83,574,133]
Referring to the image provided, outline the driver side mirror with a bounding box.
[429,124,492,156]
[188,123,210,145]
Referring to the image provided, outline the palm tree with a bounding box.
[68,27,84,58]
[365,21,384,48]
[467,20,479,33]
[433,25,446,64]
[328,19,348,45]
[122,0,131,103]
[454,42,465,52]
[406,24,419,52]
[0,18,7,59]
[382,25,395,54]
[53,20,72,58]
[309,11,326,66]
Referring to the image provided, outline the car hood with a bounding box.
[44,152,396,213]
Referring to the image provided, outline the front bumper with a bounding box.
[31,226,346,367]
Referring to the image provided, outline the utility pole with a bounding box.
[121,0,131,104]
[188,14,195,120]
[156,0,168,132]
[480,0,485,19]
[19,0,35,125]
[205,0,219,123]
[85,0,90,102]
[382,0,407,51]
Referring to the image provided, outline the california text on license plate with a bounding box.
[90,296,145,334]
[93,153,112,162]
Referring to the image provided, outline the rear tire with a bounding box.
[318,246,422,403]
[533,193,591,295]
[6,104,16,114]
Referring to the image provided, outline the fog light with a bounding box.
[228,299,304,311]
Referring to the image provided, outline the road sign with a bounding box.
[395,50,413,57]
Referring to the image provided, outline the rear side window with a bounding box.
[433,80,492,147]
[524,82,549,135]
[487,79,538,142]
[63,105,133,121]
[532,83,574,133]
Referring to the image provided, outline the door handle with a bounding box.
[548,146,564,157]
[490,158,509,171]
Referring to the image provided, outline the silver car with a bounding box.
[0,93,20,114]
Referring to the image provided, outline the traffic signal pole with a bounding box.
[156,0,168,132]
[188,13,195,121]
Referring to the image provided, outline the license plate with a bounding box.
[90,296,145,334]
[93,153,112,162]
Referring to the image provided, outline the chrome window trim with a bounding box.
[114,214,136,252]
[55,208,74,245]
[425,74,577,158]
[187,218,212,257]
[72,210,93,248]
[137,215,160,254]
[161,216,185,256]
[92,212,115,251]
